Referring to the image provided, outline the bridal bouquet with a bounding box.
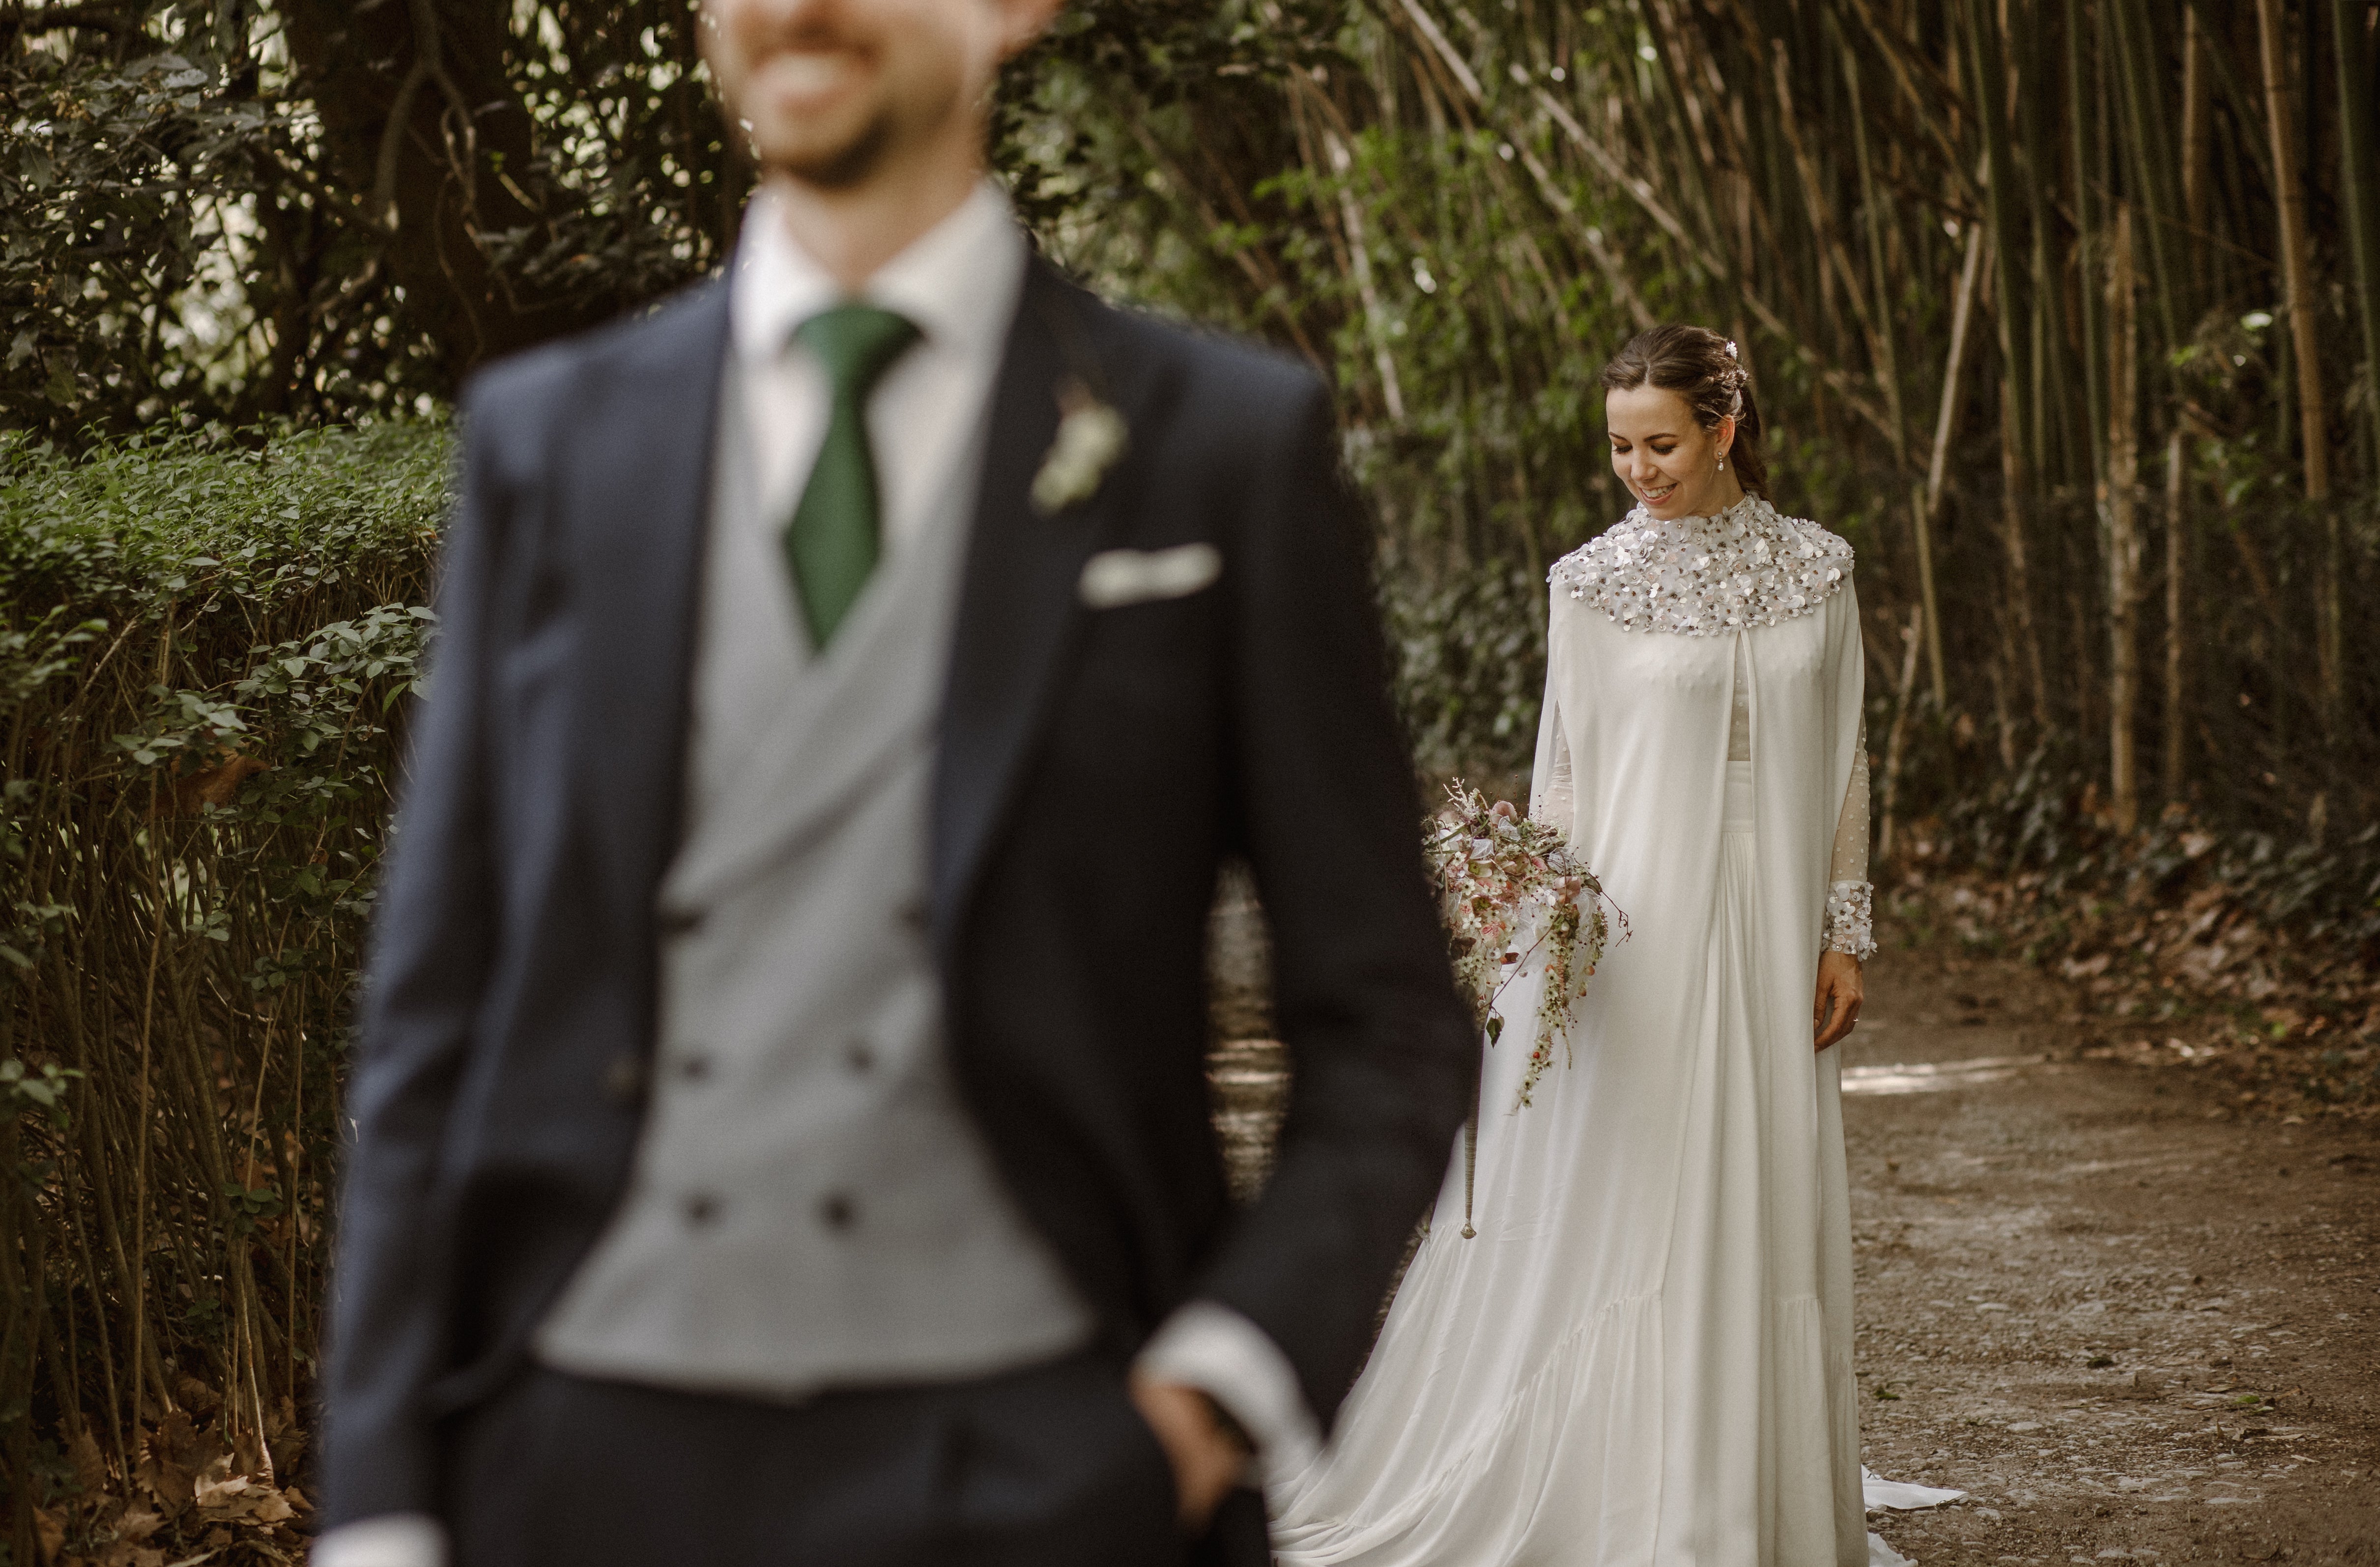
[1424,784,1626,1112]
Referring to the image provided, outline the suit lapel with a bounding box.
[558,280,732,954]
[930,261,1131,948]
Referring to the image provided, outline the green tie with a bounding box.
[785,305,920,648]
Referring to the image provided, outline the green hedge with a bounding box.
[0,415,1545,1559]
[0,425,444,1559]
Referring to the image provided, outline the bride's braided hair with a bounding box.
[1598,325,1770,500]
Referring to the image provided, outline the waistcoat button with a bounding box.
[845,1039,874,1074]
[818,1192,856,1231]
[683,1192,720,1227]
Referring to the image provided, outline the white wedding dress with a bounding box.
[1271,496,1886,1567]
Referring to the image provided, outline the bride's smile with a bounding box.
[1605,380,1746,521]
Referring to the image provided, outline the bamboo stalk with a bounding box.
[1998,373,2048,732]
[1771,40,1898,427]
[1963,3,2047,728]
[1841,28,1910,466]
[2182,7,2212,255]
[2257,0,2337,725]
[2164,424,2190,804]
[2107,202,2143,835]
[1398,11,1903,443]
[1640,0,1740,277]
[2066,0,2107,485]
[1964,0,2033,478]
[1917,221,1989,711]
[2108,0,2188,349]
[2258,0,2332,504]
[2017,0,2067,484]
[2182,0,2279,199]
[2332,0,2380,471]
[1322,130,1407,423]
[1876,604,1927,865]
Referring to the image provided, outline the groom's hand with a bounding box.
[1128,1371,1252,1533]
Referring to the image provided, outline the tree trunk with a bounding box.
[278,0,616,388]
[2107,203,2142,835]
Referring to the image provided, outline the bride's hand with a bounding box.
[1812,952,1863,1052]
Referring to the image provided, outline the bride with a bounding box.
[1270,324,1876,1565]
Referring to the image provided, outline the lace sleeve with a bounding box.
[1823,714,1875,958]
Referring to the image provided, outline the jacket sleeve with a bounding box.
[1193,369,1474,1431]
[320,374,523,1527]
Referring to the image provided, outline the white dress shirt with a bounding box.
[316,182,1314,1567]
[683,176,1025,814]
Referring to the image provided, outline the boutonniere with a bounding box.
[1031,377,1129,517]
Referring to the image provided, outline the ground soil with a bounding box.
[1204,879,2380,1564]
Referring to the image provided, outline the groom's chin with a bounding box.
[768,115,899,190]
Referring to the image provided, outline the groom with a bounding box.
[314,0,1470,1563]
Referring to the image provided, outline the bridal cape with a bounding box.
[1270,497,1870,1566]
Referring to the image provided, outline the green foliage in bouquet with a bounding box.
[1424,782,1624,1112]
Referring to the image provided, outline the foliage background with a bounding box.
[5,0,2380,1561]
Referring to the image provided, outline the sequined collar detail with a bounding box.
[1548,495,1854,636]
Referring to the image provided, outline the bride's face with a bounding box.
[1606,385,1735,519]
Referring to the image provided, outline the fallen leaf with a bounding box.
[71,1429,110,1495]
[136,1413,222,1521]
[94,1542,166,1567]
[192,1461,251,1512]
[189,1453,295,1526]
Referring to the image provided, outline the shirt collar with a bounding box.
[729,179,1025,368]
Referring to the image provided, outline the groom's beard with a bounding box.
[780,112,899,189]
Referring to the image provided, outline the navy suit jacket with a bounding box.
[322,256,1473,1539]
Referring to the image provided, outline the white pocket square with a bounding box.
[1078,543,1223,609]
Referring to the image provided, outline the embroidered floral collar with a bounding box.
[1548,494,1854,637]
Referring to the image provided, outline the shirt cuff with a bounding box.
[312,1513,449,1567]
[1134,1300,1322,1490]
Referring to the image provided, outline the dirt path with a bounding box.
[1204,884,2380,1563]
[1845,937,2380,1565]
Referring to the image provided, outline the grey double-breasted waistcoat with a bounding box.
[534,373,1093,1397]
